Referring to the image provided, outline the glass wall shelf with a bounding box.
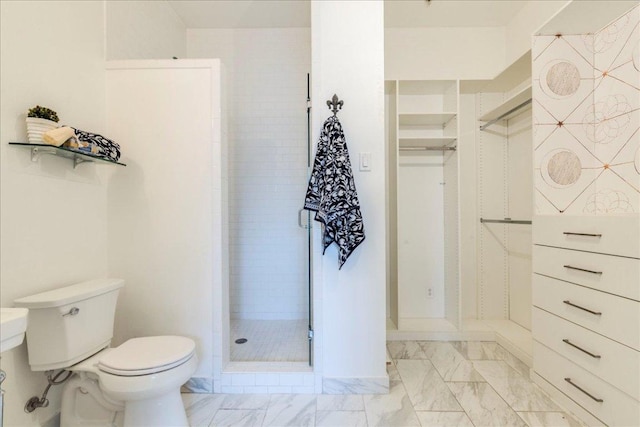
[9,142,126,168]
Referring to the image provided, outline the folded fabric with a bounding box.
[71,128,121,162]
[43,126,74,147]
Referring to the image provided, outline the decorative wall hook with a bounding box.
[327,94,344,116]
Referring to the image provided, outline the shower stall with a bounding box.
[228,68,313,364]
[188,28,313,365]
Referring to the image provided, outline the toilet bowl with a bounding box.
[62,336,197,427]
[14,279,197,427]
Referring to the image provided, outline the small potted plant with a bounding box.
[26,105,59,143]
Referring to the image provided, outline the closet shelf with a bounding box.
[9,142,126,168]
[479,85,532,131]
[398,113,456,127]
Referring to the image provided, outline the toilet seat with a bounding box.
[97,336,195,376]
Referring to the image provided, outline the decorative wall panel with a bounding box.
[533,6,639,214]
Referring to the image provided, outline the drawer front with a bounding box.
[534,215,640,259]
[533,307,640,400]
[534,342,640,427]
[533,274,640,351]
[533,245,640,301]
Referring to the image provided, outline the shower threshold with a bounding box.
[224,361,312,373]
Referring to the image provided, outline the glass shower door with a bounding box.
[229,67,313,365]
[305,73,314,366]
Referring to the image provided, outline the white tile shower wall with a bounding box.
[218,372,315,394]
[188,29,311,320]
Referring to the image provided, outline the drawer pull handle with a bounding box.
[563,265,603,275]
[564,378,604,402]
[563,300,602,316]
[563,232,602,238]
[562,339,601,359]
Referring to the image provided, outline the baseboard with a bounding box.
[322,376,389,394]
[181,377,213,393]
[387,319,533,368]
[531,371,603,427]
[494,332,532,367]
[224,361,312,373]
[386,329,495,341]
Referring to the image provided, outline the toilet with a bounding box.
[15,278,197,427]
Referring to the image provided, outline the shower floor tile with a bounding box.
[231,319,309,362]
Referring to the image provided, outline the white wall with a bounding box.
[443,148,460,327]
[385,2,568,81]
[385,27,505,80]
[0,2,107,425]
[1,2,191,425]
[311,0,388,392]
[397,155,445,319]
[476,92,510,320]
[458,94,478,319]
[106,59,221,387]
[385,83,399,325]
[187,28,311,320]
[475,91,533,324]
[106,0,187,60]
[507,111,533,330]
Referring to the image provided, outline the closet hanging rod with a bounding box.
[400,146,457,151]
[479,98,532,131]
[480,218,532,225]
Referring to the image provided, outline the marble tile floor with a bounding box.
[183,340,584,427]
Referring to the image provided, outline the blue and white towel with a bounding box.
[72,128,121,162]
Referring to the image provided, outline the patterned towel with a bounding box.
[72,128,121,162]
[304,115,365,269]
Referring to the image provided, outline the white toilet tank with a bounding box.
[14,278,124,371]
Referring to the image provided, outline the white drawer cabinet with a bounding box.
[534,215,640,259]
[533,307,640,400]
[534,341,640,427]
[533,245,640,301]
[533,213,640,426]
[533,274,640,351]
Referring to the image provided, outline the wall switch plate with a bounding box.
[359,152,372,171]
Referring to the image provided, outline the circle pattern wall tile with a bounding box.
[584,189,633,214]
[583,94,632,144]
[542,149,582,188]
[546,61,581,97]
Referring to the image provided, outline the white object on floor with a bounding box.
[15,278,197,427]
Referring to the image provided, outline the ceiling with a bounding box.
[168,0,529,29]
[168,1,310,29]
[385,1,527,27]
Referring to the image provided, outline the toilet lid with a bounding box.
[98,336,195,376]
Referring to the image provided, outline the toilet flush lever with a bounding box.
[63,307,80,317]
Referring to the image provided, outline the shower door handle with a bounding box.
[298,208,310,229]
